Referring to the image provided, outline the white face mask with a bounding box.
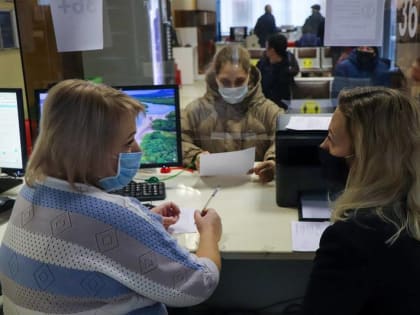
[218,85,248,104]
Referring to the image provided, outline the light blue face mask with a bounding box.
[218,85,248,104]
[98,152,142,192]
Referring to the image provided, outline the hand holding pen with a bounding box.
[201,186,220,216]
[194,186,222,242]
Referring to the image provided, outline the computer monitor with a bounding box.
[35,84,183,169]
[230,26,247,42]
[0,88,27,175]
[276,114,332,207]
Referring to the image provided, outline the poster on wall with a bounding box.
[324,0,386,46]
[50,0,103,52]
[396,0,420,100]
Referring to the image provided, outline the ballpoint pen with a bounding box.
[201,186,220,216]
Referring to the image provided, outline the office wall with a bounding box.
[172,0,196,10]
[197,0,216,11]
[0,1,27,117]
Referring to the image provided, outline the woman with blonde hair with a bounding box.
[303,86,420,314]
[0,79,222,314]
[182,45,283,183]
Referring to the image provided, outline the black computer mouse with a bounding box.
[0,196,15,213]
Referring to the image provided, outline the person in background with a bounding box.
[301,4,325,44]
[182,45,283,183]
[295,25,322,47]
[254,4,277,48]
[257,33,300,109]
[334,46,390,80]
[303,86,420,314]
[332,46,391,97]
[0,79,222,314]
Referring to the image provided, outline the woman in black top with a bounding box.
[303,87,420,315]
[256,33,299,110]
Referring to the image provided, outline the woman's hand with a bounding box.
[194,208,222,242]
[194,151,210,170]
[248,160,276,183]
[151,202,180,229]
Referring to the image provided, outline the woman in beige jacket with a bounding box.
[181,45,284,183]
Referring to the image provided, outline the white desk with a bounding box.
[0,170,313,260]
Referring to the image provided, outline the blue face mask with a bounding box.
[218,85,248,104]
[98,152,142,192]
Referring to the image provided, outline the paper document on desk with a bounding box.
[168,208,197,234]
[291,221,331,252]
[300,193,332,221]
[199,147,255,176]
[286,116,331,130]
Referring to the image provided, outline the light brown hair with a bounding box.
[26,79,144,188]
[213,45,251,75]
[333,86,420,243]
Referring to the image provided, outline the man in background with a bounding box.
[302,4,325,45]
[254,4,277,48]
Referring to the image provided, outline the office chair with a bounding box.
[331,77,372,98]
[291,79,331,99]
[321,46,333,70]
[296,47,321,70]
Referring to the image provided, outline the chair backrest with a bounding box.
[331,77,372,98]
[292,79,331,99]
[296,47,321,70]
[321,47,333,70]
[248,48,265,59]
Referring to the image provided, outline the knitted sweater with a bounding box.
[0,177,219,314]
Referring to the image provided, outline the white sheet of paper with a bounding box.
[286,116,331,131]
[50,0,104,52]
[168,208,197,234]
[291,221,331,252]
[324,0,385,46]
[301,194,332,220]
[199,147,255,176]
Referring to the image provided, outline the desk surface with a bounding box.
[0,170,313,260]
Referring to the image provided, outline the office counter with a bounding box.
[146,170,313,260]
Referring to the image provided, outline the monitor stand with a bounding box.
[0,177,23,194]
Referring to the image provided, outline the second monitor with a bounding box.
[35,84,183,169]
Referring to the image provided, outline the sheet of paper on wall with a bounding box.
[291,221,331,252]
[199,147,255,176]
[168,208,198,234]
[50,0,104,52]
[286,116,331,131]
[324,0,385,46]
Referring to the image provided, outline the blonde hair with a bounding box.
[333,86,420,243]
[26,79,144,188]
[213,45,251,75]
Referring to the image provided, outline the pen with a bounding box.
[201,186,220,216]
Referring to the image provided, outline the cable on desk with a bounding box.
[144,168,190,183]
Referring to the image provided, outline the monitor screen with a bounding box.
[35,84,183,169]
[0,88,27,174]
[230,26,247,41]
[275,114,332,207]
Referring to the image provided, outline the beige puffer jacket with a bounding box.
[181,65,284,167]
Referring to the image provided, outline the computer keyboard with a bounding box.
[111,181,166,201]
[0,177,23,194]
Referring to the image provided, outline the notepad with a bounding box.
[168,208,197,234]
